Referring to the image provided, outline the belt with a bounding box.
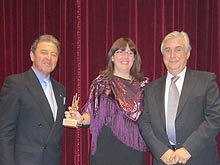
[170,145,177,151]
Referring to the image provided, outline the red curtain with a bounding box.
[0,0,220,165]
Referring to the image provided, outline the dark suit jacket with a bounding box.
[138,69,220,165]
[0,69,66,165]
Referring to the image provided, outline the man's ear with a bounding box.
[30,51,34,62]
[187,52,190,59]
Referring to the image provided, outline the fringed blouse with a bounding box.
[82,75,148,155]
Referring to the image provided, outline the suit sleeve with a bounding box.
[138,85,169,161]
[0,77,20,165]
[182,73,220,156]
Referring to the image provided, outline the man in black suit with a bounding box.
[0,34,66,165]
[138,31,220,165]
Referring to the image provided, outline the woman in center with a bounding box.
[66,37,148,165]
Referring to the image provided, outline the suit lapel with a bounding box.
[25,69,54,127]
[176,69,196,117]
[153,76,167,127]
[51,79,65,122]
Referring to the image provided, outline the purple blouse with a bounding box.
[82,75,148,155]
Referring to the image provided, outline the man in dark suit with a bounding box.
[138,31,220,165]
[0,34,66,165]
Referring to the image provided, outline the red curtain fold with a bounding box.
[0,0,219,165]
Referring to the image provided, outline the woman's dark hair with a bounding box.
[100,37,143,81]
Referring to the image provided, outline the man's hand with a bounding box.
[160,149,176,165]
[171,147,191,164]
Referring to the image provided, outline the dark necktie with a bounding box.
[166,76,180,144]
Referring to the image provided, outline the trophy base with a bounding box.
[63,118,78,128]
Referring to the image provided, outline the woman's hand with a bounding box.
[64,106,84,124]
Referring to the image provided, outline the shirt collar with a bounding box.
[31,67,50,84]
[167,67,187,80]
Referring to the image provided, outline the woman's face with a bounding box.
[112,44,135,76]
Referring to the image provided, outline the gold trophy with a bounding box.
[63,93,80,127]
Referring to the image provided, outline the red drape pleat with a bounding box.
[0,0,220,165]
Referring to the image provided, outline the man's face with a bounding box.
[30,41,59,77]
[162,36,189,75]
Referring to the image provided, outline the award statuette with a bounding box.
[63,93,80,127]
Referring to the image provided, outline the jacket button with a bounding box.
[38,123,42,127]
